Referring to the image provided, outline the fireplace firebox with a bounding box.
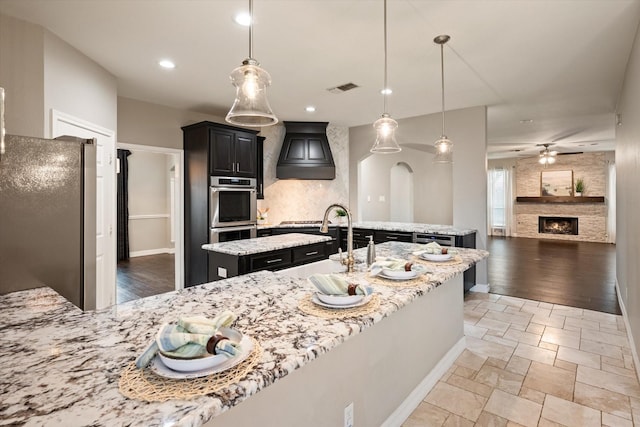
[538,216,579,235]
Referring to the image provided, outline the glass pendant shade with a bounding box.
[226,58,278,127]
[371,113,401,153]
[433,136,453,163]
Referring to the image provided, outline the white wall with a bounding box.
[616,19,640,364]
[127,151,173,255]
[0,13,44,138]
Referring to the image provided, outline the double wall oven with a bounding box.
[209,176,257,243]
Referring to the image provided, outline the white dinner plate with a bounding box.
[420,253,452,262]
[149,331,254,379]
[311,293,373,309]
[316,293,364,305]
[380,268,417,280]
[157,327,242,372]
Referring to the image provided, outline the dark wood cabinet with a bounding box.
[207,241,330,281]
[256,136,265,199]
[341,228,376,251]
[182,121,259,287]
[373,230,413,244]
[209,126,257,178]
[271,226,340,255]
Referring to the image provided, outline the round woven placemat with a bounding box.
[412,255,463,266]
[367,273,430,288]
[118,337,262,402]
[298,294,381,319]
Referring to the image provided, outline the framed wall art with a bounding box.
[541,170,573,196]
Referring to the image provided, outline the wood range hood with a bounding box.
[276,121,335,180]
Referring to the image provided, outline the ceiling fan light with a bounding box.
[226,60,278,127]
[371,114,401,153]
[548,156,556,164]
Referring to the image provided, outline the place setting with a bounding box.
[119,311,263,402]
[298,274,380,319]
[411,242,463,266]
[366,258,430,287]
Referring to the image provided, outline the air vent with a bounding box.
[327,82,359,94]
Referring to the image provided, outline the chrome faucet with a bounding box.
[321,203,354,273]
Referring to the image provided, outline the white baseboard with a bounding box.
[615,280,640,384]
[470,283,491,293]
[382,337,466,427]
[130,248,175,258]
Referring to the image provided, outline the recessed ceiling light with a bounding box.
[234,13,251,26]
[380,88,393,95]
[519,119,533,124]
[305,106,316,113]
[158,59,176,69]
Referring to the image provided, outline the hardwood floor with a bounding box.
[117,254,175,304]
[487,236,620,314]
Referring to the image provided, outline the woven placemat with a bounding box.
[298,293,381,319]
[412,255,463,266]
[367,273,430,288]
[118,337,262,402]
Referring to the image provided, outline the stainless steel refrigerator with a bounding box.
[0,134,97,310]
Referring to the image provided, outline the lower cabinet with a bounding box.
[207,241,328,281]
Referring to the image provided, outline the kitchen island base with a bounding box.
[206,274,464,427]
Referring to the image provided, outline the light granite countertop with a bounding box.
[258,221,476,236]
[0,242,488,426]
[202,233,332,256]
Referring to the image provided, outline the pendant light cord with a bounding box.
[383,0,388,114]
[440,42,445,136]
[248,0,253,59]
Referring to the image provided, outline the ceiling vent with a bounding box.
[327,82,359,94]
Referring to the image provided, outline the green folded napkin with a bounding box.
[135,310,240,369]
[308,274,371,296]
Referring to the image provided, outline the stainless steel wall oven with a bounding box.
[209,176,257,243]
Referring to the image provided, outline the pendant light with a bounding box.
[433,35,452,163]
[225,0,278,127]
[370,0,401,154]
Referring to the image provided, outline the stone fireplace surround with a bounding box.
[514,152,608,243]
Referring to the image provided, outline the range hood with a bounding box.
[276,121,335,180]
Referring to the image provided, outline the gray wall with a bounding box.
[350,106,488,285]
[117,97,226,149]
[616,20,640,362]
[0,13,44,138]
[0,13,116,137]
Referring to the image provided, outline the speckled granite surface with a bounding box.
[0,242,488,426]
[259,221,476,236]
[202,233,332,256]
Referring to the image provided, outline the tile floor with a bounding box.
[403,292,640,427]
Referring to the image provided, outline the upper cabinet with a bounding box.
[208,126,257,178]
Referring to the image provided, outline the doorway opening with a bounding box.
[116,143,183,304]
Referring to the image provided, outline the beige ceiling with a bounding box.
[1,0,639,158]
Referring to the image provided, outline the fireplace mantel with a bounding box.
[516,196,605,204]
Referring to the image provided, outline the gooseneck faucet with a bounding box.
[320,203,354,273]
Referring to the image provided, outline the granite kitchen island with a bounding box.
[0,242,488,426]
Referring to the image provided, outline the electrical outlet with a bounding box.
[217,267,227,278]
[379,195,385,202]
[344,402,354,427]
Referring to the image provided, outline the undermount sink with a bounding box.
[277,259,346,279]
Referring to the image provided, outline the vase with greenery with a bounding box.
[575,178,585,196]
[334,208,347,224]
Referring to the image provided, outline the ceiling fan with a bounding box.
[537,143,557,165]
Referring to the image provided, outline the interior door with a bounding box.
[51,110,116,309]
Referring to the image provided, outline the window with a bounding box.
[490,169,506,228]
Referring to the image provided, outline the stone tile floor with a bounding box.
[403,292,639,427]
